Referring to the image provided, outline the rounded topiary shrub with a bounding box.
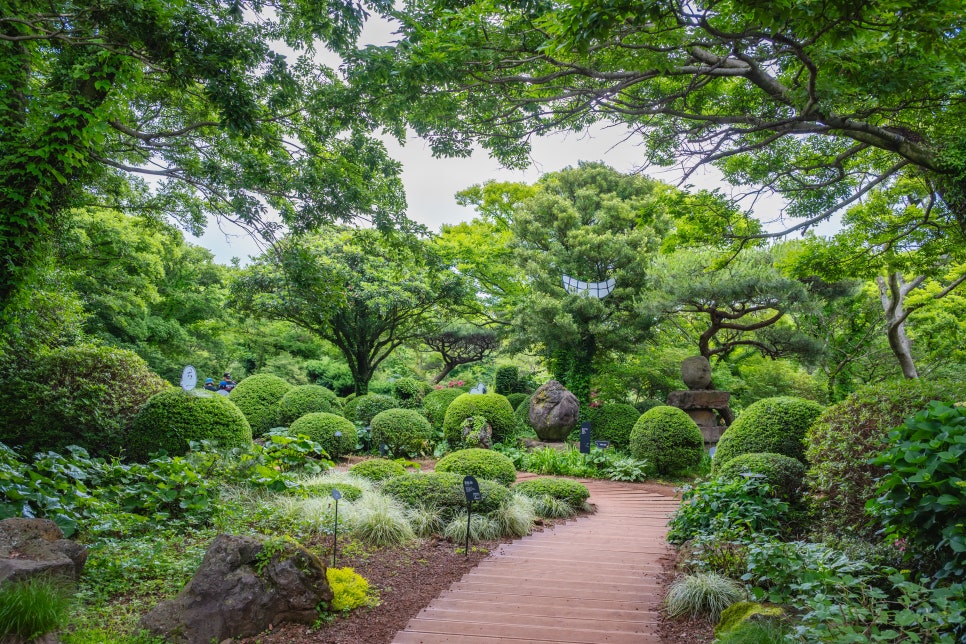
[804,379,966,539]
[588,403,641,450]
[629,406,704,476]
[717,452,806,501]
[392,377,425,408]
[713,396,824,471]
[369,408,434,457]
[514,395,534,430]
[422,388,465,429]
[277,385,335,425]
[634,398,665,414]
[443,394,516,445]
[349,458,407,482]
[229,374,292,436]
[0,343,167,456]
[353,394,398,424]
[513,478,590,508]
[290,481,363,501]
[505,393,528,411]
[383,471,510,514]
[288,412,357,459]
[128,388,253,461]
[435,448,517,486]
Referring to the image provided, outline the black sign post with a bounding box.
[579,422,592,454]
[462,476,482,558]
[331,488,342,567]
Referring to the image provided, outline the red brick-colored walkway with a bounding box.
[392,476,679,644]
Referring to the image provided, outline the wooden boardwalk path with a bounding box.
[392,476,680,644]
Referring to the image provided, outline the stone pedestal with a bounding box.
[666,389,732,449]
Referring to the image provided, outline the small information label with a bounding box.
[579,422,592,454]
[595,440,610,449]
[331,488,342,501]
[462,475,482,502]
[180,365,197,392]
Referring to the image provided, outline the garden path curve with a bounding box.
[391,474,680,644]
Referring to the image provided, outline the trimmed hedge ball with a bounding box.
[369,408,434,457]
[513,478,590,508]
[514,395,534,431]
[505,393,529,411]
[128,388,252,461]
[422,388,465,429]
[349,458,407,482]
[392,377,425,408]
[713,396,824,471]
[278,385,335,425]
[287,481,363,501]
[383,471,510,514]
[353,394,399,424]
[588,403,641,450]
[288,412,357,458]
[443,393,516,445]
[630,406,704,476]
[229,374,292,435]
[717,452,806,501]
[435,448,517,486]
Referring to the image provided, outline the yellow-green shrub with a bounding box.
[326,567,371,611]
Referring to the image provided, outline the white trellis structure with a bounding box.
[561,275,616,298]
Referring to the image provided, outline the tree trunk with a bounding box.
[432,362,456,384]
[876,273,920,379]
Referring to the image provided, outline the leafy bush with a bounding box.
[494,365,520,395]
[326,567,371,611]
[716,453,805,502]
[353,394,399,424]
[422,388,465,429]
[349,458,407,482]
[443,393,516,445]
[522,445,595,477]
[288,413,357,458]
[629,406,703,476]
[667,477,791,544]
[291,481,362,502]
[599,454,651,482]
[369,408,433,457]
[505,393,528,411]
[513,477,589,508]
[229,374,293,436]
[0,578,72,640]
[676,533,750,581]
[870,401,966,580]
[634,398,665,414]
[804,378,966,540]
[305,358,355,396]
[0,343,167,456]
[128,389,253,461]
[392,377,425,408]
[277,385,336,425]
[713,396,823,470]
[435,448,517,486]
[588,403,640,450]
[665,572,745,621]
[514,395,535,433]
[383,472,510,514]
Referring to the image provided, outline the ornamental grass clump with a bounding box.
[531,495,576,518]
[350,492,415,546]
[513,477,590,508]
[491,493,536,537]
[664,572,745,621]
[406,505,445,537]
[444,512,501,543]
[0,578,72,641]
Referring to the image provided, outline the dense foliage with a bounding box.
[667,477,791,544]
[128,389,253,461]
[512,478,590,509]
[421,388,465,429]
[348,458,407,482]
[383,472,510,514]
[369,408,434,457]
[713,397,824,469]
[0,343,167,456]
[587,403,640,450]
[629,406,703,476]
[804,379,966,539]
[229,374,293,436]
[435,449,517,487]
[353,394,399,424]
[277,385,336,425]
[287,413,356,459]
[443,393,516,446]
[391,377,425,408]
[716,453,805,502]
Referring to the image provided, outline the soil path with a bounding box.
[391,474,680,644]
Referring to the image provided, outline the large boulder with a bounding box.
[141,534,333,644]
[528,380,579,441]
[0,518,87,584]
[681,356,713,390]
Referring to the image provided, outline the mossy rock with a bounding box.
[128,388,253,461]
[513,477,590,508]
[383,471,510,514]
[421,388,466,429]
[349,458,407,482]
[369,408,434,457]
[288,412,357,458]
[715,601,785,637]
[443,393,516,445]
[277,385,336,425]
[629,406,703,476]
[587,403,641,450]
[229,374,293,436]
[717,452,806,501]
[713,396,824,471]
[435,448,517,486]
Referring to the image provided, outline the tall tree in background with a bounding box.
[231,228,469,394]
[422,327,500,384]
[0,0,404,313]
